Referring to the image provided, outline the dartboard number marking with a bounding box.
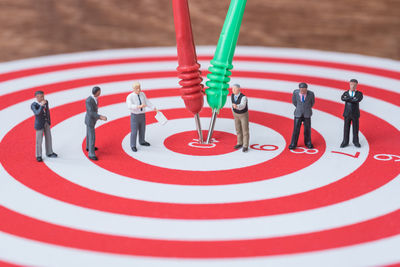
[331,151,360,158]
[374,154,400,162]
[290,147,319,154]
[250,144,279,151]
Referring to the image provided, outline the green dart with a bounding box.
[205,0,247,143]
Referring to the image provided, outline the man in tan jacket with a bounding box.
[231,84,249,152]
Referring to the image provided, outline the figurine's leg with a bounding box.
[342,117,351,145]
[138,114,146,144]
[86,127,89,151]
[352,117,360,145]
[241,112,250,148]
[289,117,302,148]
[44,123,54,155]
[303,117,312,146]
[233,113,243,146]
[130,114,138,148]
[36,129,44,158]
[87,126,96,158]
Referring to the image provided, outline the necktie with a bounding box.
[138,94,143,111]
[351,91,354,97]
[301,94,305,103]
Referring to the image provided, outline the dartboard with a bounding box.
[0,47,399,267]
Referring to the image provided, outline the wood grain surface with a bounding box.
[0,0,399,61]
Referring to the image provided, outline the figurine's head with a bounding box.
[34,90,44,102]
[299,82,308,94]
[349,79,358,91]
[232,84,241,95]
[133,82,141,95]
[92,86,101,97]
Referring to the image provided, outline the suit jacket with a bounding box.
[31,101,51,130]
[292,89,315,118]
[85,96,100,128]
[341,90,363,118]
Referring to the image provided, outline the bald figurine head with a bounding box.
[133,82,141,95]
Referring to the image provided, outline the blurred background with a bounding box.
[0,0,399,62]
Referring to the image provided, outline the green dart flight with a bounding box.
[205,0,247,143]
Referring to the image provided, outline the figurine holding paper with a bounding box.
[126,82,158,152]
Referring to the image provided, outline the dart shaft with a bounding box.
[194,113,203,143]
[206,110,218,144]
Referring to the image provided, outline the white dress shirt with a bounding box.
[349,90,357,97]
[126,92,155,114]
[232,93,248,111]
[91,95,98,104]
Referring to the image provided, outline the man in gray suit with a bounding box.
[289,82,315,150]
[85,86,107,161]
[31,90,57,162]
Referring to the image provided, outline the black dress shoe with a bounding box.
[242,147,248,152]
[234,144,243,149]
[288,144,296,150]
[86,147,98,151]
[353,142,361,148]
[140,142,150,146]
[340,142,348,148]
[47,153,58,158]
[36,157,43,162]
[306,143,314,149]
[131,147,137,152]
[89,156,98,161]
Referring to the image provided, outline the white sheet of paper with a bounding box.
[155,111,167,125]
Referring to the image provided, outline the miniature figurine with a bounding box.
[289,82,315,150]
[85,86,107,160]
[231,84,249,152]
[340,79,363,148]
[31,90,57,162]
[126,82,157,152]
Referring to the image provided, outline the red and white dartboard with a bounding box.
[0,46,399,267]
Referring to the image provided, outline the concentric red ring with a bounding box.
[1,53,400,259]
[163,130,237,156]
[1,55,399,82]
[1,89,399,220]
[0,205,399,257]
[1,59,399,112]
[86,106,324,185]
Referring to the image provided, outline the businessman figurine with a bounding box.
[126,82,157,152]
[289,82,315,150]
[31,91,57,162]
[340,79,363,148]
[85,86,107,160]
[231,84,249,152]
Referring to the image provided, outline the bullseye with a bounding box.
[0,47,399,267]
[164,130,236,156]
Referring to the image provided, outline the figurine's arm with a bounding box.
[86,99,100,120]
[126,94,139,110]
[31,102,44,115]
[352,91,363,103]
[292,92,297,107]
[235,96,248,110]
[310,92,315,108]
[341,92,349,102]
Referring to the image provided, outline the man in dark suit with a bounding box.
[31,91,57,162]
[289,82,315,150]
[340,79,363,148]
[85,86,107,160]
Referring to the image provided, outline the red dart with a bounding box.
[172,0,204,143]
